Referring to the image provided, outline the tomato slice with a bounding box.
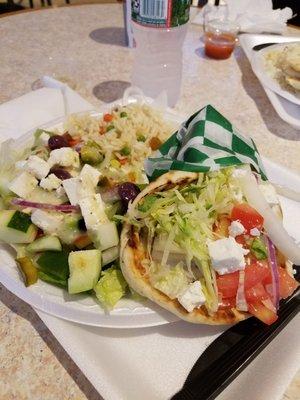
[278,268,299,299]
[216,272,239,298]
[248,301,278,325]
[244,260,271,289]
[245,283,269,302]
[231,203,264,233]
[217,261,272,299]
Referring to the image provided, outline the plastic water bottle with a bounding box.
[130,0,190,107]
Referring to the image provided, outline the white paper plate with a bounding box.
[239,34,300,130]
[0,96,182,329]
[251,42,300,106]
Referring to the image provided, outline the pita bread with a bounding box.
[120,171,290,325]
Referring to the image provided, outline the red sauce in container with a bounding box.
[205,32,236,60]
[203,20,239,60]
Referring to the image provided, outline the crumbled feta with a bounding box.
[78,194,108,230]
[56,185,66,198]
[177,281,206,313]
[40,132,50,145]
[79,164,101,187]
[207,237,249,275]
[48,148,80,169]
[9,172,38,198]
[229,221,245,237]
[40,174,62,191]
[250,227,260,236]
[31,209,63,234]
[258,183,279,205]
[62,178,80,205]
[24,155,50,180]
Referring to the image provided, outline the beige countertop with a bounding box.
[0,4,299,399]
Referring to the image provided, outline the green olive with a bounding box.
[80,144,103,165]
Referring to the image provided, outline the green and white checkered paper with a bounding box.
[145,105,267,180]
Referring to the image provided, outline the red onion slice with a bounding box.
[11,198,80,213]
[266,236,280,310]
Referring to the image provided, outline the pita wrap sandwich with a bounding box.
[121,167,299,325]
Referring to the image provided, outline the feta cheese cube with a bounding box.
[78,194,108,230]
[31,209,63,234]
[177,281,206,313]
[25,155,50,179]
[48,148,80,169]
[40,174,62,191]
[40,132,50,145]
[258,183,279,205]
[62,178,80,205]
[250,227,260,236]
[9,172,38,198]
[63,166,100,205]
[79,164,101,187]
[207,237,249,275]
[229,221,245,237]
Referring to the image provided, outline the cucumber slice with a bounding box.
[92,222,119,251]
[37,250,69,282]
[27,236,62,253]
[68,249,102,294]
[7,210,32,232]
[38,271,67,288]
[0,210,37,244]
[102,246,119,266]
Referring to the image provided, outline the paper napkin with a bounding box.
[193,0,293,34]
[145,104,266,180]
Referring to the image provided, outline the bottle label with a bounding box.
[132,0,190,28]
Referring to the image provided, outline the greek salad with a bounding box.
[0,104,173,308]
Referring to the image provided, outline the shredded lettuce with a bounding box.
[128,167,242,313]
[94,266,128,308]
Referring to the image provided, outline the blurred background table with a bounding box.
[0,4,299,399]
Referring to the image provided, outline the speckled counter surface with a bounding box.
[0,4,299,399]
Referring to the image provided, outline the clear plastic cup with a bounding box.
[204,19,239,60]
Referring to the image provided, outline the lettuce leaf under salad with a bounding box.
[126,166,299,324]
